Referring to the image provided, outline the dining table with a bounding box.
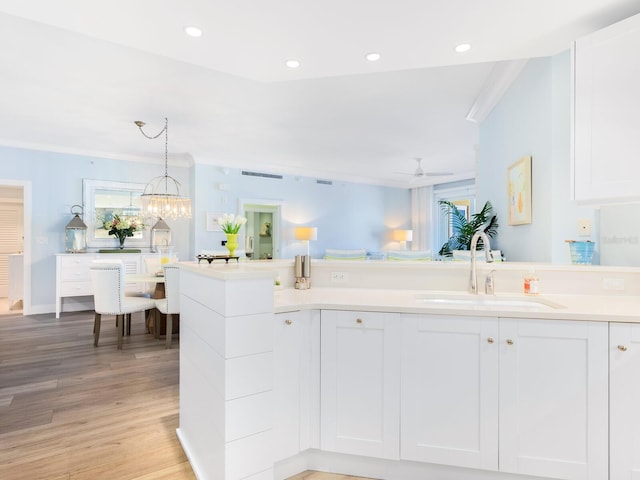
[126,273,179,336]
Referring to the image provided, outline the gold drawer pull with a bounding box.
[285,319,292,326]
[356,318,363,324]
[506,339,514,346]
[487,337,494,344]
[618,345,628,352]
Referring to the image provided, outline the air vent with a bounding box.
[317,179,333,185]
[241,170,283,180]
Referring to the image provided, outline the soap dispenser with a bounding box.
[524,268,539,295]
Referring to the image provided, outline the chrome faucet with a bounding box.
[469,231,494,294]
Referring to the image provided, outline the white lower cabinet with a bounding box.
[400,314,499,470]
[610,322,640,479]
[320,310,401,460]
[499,318,608,480]
[400,314,608,480]
[273,310,316,462]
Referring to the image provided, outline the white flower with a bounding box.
[218,213,247,234]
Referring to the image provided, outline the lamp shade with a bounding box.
[393,229,413,242]
[295,226,318,241]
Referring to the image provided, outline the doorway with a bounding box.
[0,180,31,316]
[239,199,283,260]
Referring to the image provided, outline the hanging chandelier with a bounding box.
[134,117,192,219]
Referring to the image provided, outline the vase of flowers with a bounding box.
[218,213,247,257]
[103,214,145,249]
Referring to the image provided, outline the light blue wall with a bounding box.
[477,51,598,263]
[0,146,192,311]
[1,146,411,312]
[192,163,411,259]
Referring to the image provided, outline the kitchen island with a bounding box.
[176,260,640,480]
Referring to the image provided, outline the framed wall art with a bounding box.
[507,155,532,225]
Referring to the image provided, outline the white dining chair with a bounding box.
[90,260,157,349]
[154,264,180,348]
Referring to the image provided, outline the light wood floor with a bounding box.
[0,310,374,480]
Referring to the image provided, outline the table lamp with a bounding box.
[393,229,413,250]
[295,226,318,256]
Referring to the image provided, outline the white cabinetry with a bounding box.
[273,309,319,462]
[55,253,150,317]
[8,253,23,309]
[320,310,401,459]
[401,315,608,479]
[573,13,640,202]
[499,319,608,480]
[610,322,640,479]
[401,314,499,470]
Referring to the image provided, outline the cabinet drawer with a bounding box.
[60,256,94,268]
[60,281,93,297]
[61,266,91,282]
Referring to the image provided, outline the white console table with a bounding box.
[55,252,156,318]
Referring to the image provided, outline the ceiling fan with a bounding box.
[395,157,453,180]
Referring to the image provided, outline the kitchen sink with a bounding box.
[415,293,566,310]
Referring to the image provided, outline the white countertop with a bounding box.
[180,261,276,280]
[274,287,640,323]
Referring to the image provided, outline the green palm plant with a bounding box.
[438,200,498,257]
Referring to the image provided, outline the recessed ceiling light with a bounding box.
[184,26,203,37]
[285,59,301,69]
[365,52,381,62]
[455,43,471,53]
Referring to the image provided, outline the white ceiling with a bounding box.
[0,0,639,187]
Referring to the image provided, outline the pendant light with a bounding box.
[135,117,192,219]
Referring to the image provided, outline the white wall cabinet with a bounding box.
[610,322,640,479]
[320,310,401,460]
[499,319,608,480]
[273,309,319,462]
[401,314,499,471]
[573,13,640,202]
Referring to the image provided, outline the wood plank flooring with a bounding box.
[0,310,375,480]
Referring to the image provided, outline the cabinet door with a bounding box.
[401,314,499,471]
[610,322,640,479]
[499,319,608,479]
[272,310,314,462]
[320,310,400,459]
[573,13,640,201]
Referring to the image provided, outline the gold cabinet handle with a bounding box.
[506,339,514,346]
[356,318,363,324]
[487,337,495,344]
[285,319,292,325]
[618,345,628,352]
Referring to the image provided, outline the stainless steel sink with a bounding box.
[416,293,565,309]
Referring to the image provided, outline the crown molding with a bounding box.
[466,59,529,124]
[0,138,193,167]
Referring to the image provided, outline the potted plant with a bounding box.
[438,200,498,257]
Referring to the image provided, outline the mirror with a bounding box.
[83,179,149,248]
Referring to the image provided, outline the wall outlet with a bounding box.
[330,271,348,283]
[577,218,592,236]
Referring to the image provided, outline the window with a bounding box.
[432,181,476,257]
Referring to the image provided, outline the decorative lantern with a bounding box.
[150,217,171,253]
[65,205,87,253]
